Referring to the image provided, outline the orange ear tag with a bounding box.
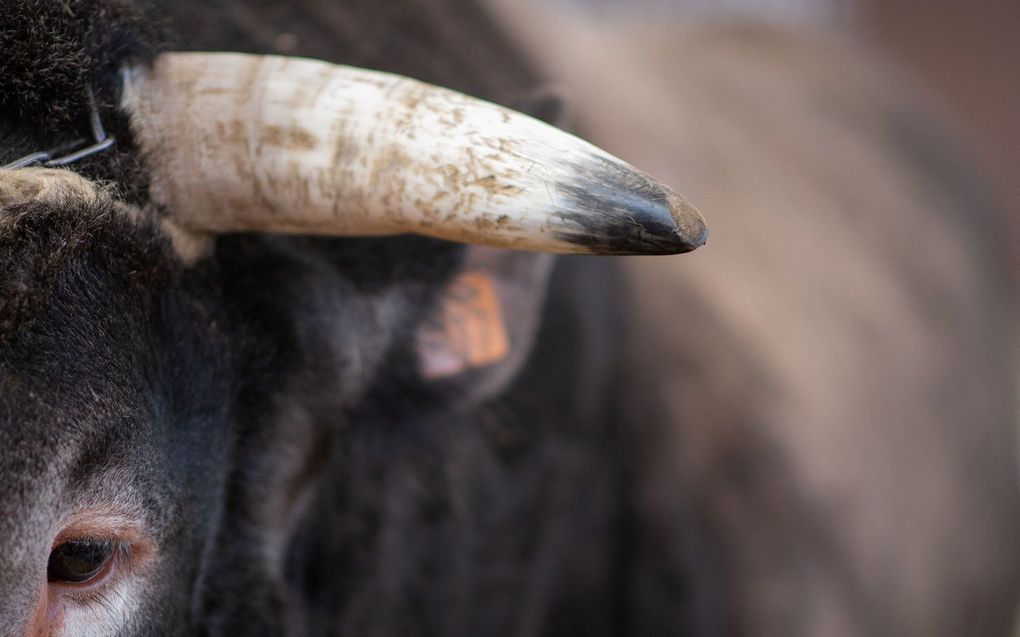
[416,271,511,379]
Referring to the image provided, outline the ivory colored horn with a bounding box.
[121,52,707,255]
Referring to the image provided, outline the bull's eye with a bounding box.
[47,539,115,584]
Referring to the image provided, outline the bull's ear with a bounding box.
[415,248,553,401]
[411,88,568,396]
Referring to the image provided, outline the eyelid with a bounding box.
[52,536,115,554]
[52,512,154,565]
[52,512,148,546]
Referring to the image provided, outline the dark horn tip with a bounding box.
[553,159,709,256]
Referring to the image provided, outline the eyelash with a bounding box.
[64,586,111,609]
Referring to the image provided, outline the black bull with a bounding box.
[0,1,1017,636]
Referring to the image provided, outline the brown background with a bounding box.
[863,0,1020,275]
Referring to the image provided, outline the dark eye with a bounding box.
[47,539,115,584]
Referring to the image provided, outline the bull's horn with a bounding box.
[121,52,707,255]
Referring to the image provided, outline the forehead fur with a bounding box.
[0,0,165,130]
[0,172,170,346]
[0,0,167,206]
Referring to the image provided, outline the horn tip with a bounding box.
[553,160,708,256]
[664,188,709,253]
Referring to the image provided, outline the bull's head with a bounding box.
[0,41,705,637]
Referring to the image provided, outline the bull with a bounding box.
[1,0,1017,636]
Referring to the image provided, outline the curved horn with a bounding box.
[121,53,707,255]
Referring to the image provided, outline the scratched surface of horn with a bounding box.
[121,52,706,254]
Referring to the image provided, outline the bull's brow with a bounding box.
[66,426,161,530]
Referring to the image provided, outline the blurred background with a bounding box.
[545,0,1020,273]
[484,0,1019,635]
